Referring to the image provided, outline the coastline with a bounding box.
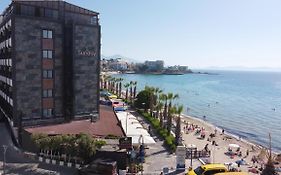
[180,113,280,155]
[111,72,281,154]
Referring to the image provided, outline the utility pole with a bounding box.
[126,112,128,135]
[3,145,8,175]
[212,145,215,163]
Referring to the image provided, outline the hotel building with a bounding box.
[0,0,100,127]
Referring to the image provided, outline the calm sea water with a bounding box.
[114,70,281,152]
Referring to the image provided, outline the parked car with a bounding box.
[187,164,227,175]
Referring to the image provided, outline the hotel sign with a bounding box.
[79,50,97,57]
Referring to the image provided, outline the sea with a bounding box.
[113,70,281,153]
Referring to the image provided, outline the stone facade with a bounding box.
[73,24,100,117]
[1,0,100,127]
[14,17,63,125]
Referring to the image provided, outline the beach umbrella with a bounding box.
[228,144,240,148]
[187,144,197,149]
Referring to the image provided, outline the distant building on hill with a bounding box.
[101,58,130,71]
[144,60,164,72]
[108,58,129,71]
[164,65,191,74]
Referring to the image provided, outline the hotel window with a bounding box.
[90,16,98,25]
[43,108,53,117]
[44,9,59,19]
[42,50,53,59]
[20,5,35,16]
[43,70,53,78]
[42,30,52,39]
[43,89,53,98]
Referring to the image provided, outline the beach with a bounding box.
[180,114,281,174]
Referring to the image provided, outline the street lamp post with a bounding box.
[212,145,215,163]
[126,112,128,135]
[3,145,8,174]
[187,144,196,169]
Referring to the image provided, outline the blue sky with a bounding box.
[1,0,281,69]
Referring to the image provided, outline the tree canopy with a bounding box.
[135,89,151,110]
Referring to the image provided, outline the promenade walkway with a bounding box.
[129,110,201,174]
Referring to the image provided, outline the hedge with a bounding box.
[138,110,176,152]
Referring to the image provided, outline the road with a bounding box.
[0,122,78,175]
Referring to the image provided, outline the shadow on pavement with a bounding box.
[166,169,186,175]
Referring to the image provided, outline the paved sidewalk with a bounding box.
[130,110,202,175]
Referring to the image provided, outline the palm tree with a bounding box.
[118,78,123,98]
[167,105,176,135]
[129,81,133,102]
[124,83,130,101]
[110,77,117,93]
[114,78,122,95]
[114,78,119,95]
[159,93,168,127]
[154,87,163,103]
[167,93,179,133]
[154,87,163,118]
[103,75,112,90]
[156,102,164,126]
[145,86,156,116]
[262,133,277,175]
[175,105,184,145]
[133,81,137,99]
[100,74,104,89]
[167,93,179,112]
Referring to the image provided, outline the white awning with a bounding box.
[229,144,240,148]
[116,111,156,145]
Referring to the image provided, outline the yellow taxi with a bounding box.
[187,164,227,175]
[214,173,248,175]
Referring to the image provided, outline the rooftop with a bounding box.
[25,105,125,138]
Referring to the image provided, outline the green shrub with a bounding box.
[95,140,107,149]
[105,134,120,139]
[138,111,176,152]
[32,133,107,163]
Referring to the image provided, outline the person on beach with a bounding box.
[204,144,209,152]
[251,155,257,165]
[238,151,242,157]
[251,145,255,151]
[222,129,225,134]
[246,149,249,157]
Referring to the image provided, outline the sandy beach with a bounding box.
[180,114,281,175]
